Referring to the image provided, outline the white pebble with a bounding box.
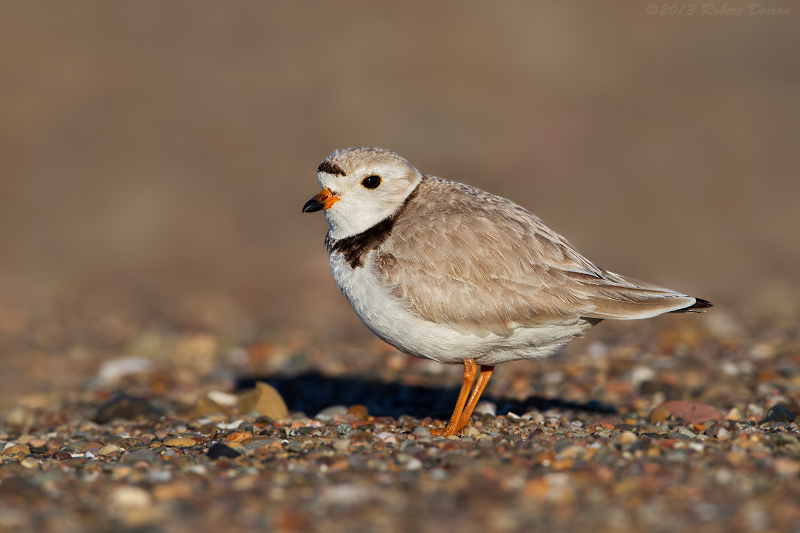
[474,401,496,417]
[405,458,422,470]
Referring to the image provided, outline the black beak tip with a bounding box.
[302,199,324,213]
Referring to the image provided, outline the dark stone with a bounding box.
[286,442,306,453]
[639,381,682,400]
[207,443,241,459]
[63,441,89,452]
[668,431,694,441]
[112,438,144,450]
[122,448,158,464]
[762,404,797,423]
[93,395,159,424]
[640,433,667,441]
[255,416,275,426]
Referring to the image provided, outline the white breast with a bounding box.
[329,250,594,365]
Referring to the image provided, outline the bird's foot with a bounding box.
[430,426,454,437]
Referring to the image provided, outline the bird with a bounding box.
[302,147,711,437]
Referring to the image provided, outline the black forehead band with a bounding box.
[317,161,346,176]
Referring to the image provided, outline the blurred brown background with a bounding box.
[1,2,798,401]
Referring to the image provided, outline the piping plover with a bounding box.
[303,147,711,436]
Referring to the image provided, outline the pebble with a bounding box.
[98,445,124,456]
[224,432,252,442]
[657,401,722,424]
[347,404,369,421]
[617,431,639,444]
[4,406,34,427]
[163,437,197,447]
[649,406,671,423]
[405,458,423,470]
[108,486,154,527]
[462,426,480,437]
[97,356,154,384]
[705,427,729,440]
[315,405,348,421]
[207,443,241,459]
[523,411,545,423]
[241,438,282,453]
[375,432,398,443]
[207,390,238,406]
[152,481,193,501]
[762,404,797,423]
[2,444,31,456]
[193,397,227,418]
[557,445,588,459]
[19,457,39,469]
[80,442,103,452]
[16,434,35,445]
[93,395,159,424]
[412,426,433,439]
[474,401,497,417]
[237,382,288,419]
[332,439,351,452]
[773,458,800,476]
[725,408,741,421]
[63,441,89,452]
[26,438,47,448]
[122,448,158,464]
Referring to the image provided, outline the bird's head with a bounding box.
[302,147,422,239]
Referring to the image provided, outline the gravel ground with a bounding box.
[1,305,799,533]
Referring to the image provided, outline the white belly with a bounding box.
[329,251,594,365]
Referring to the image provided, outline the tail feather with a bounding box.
[569,269,713,320]
[670,298,713,313]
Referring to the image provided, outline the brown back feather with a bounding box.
[375,177,700,335]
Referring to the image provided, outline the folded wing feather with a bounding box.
[375,177,698,336]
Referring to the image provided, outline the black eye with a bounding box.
[361,175,382,189]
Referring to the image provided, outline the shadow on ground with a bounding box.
[235,373,617,419]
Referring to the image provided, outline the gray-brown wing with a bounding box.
[375,177,696,336]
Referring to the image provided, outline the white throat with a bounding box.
[324,175,421,240]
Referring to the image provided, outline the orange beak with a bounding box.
[302,188,340,213]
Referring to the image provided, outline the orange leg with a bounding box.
[457,364,494,431]
[431,359,477,437]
